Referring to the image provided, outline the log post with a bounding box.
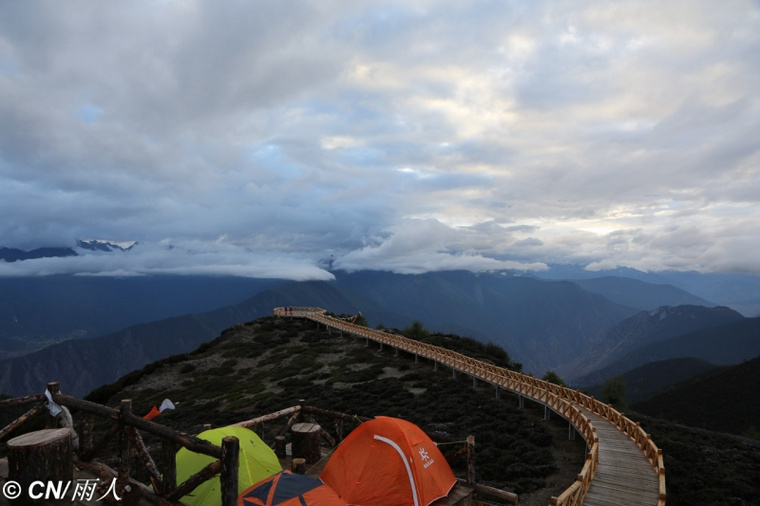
[466,435,475,484]
[126,427,162,491]
[274,435,287,458]
[162,438,177,496]
[220,436,239,506]
[81,413,94,456]
[291,422,321,464]
[46,381,60,395]
[7,428,73,506]
[291,458,306,474]
[45,382,60,429]
[119,399,132,479]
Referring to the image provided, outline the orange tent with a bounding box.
[320,416,457,506]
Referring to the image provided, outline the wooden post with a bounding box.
[220,436,239,506]
[465,435,475,484]
[7,428,73,506]
[162,438,177,496]
[46,381,60,395]
[126,427,162,491]
[82,413,94,456]
[291,422,321,464]
[274,435,287,458]
[291,458,306,474]
[45,382,60,429]
[119,399,132,479]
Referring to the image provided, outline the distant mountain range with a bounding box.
[0,275,284,359]
[1,267,759,400]
[559,305,746,382]
[75,239,137,251]
[535,264,760,316]
[571,315,760,387]
[0,246,77,262]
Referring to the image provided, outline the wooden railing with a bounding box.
[1,390,369,506]
[275,306,666,506]
[1,381,242,506]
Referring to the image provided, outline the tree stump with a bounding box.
[291,458,306,475]
[7,428,73,505]
[291,422,321,464]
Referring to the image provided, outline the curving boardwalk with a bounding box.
[274,307,666,506]
[582,409,660,506]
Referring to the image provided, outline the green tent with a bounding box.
[175,426,282,506]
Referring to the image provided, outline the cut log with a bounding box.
[291,422,321,464]
[7,428,73,505]
[291,458,306,475]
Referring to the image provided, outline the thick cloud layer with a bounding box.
[1,1,759,278]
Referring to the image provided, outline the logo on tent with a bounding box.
[418,448,435,468]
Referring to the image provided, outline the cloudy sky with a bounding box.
[1,0,759,279]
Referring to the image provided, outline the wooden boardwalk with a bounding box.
[581,409,660,506]
[274,307,666,506]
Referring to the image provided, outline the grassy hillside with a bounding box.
[86,316,587,503]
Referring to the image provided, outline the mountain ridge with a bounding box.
[572,315,760,387]
[561,305,745,383]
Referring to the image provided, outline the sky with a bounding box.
[1,0,759,279]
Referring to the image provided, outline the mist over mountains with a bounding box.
[1,266,759,401]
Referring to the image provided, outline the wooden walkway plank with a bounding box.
[581,409,659,506]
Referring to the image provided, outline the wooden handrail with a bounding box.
[275,306,666,505]
[0,381,237,506]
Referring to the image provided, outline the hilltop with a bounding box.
[85,315,588,504]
